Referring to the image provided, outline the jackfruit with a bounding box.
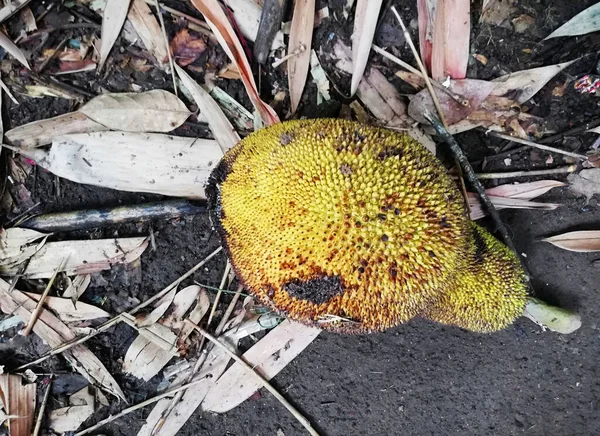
[207,119,528,333]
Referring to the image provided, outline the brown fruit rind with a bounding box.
[207,119,527,333]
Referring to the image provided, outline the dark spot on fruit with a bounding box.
[358,267,365,274]
[355,221,362,228]
[358,201,366,208]
[283,275,344,305]
[394,208,401,215]
[381,234,389,242]
[280,132,294,145]
[339,164,353,175]
[377,213,387,221]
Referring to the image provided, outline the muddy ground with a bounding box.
[1,0,600,435]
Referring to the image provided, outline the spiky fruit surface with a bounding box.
[207,119,527,333]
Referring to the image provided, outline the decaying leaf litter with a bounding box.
[0,0,599,435]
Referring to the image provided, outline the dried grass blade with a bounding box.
[350,0,382,96]
[175,65,240,152]
[288,0,315,113]
[541,231,600,252]
[99,0,133,70]
[0,30,29,69]
[190,0,279,126]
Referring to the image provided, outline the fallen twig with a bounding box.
[539,117,600,144]
[19,200,206,232]
[475,165,578,179]
[488,132,587,160]
[32,378,52,436]
[13,247,223,370]
[73,377,209,436]
[184,320,321,436]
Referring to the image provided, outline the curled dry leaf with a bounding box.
[541,231,600,252]
[127,0,168,66]
[99,0,133,70]
[544,3,600,40]
[202,320,321,413]
[288,0,315,114]
[170,29,207,67]
[191,0,279,126]
[175,64,240,152]
[8,132,223,199]
[62,274,92,304]
[0,279,126,400]
[49,386,95,433]
[0,31,30,69]
[79,90,191,133]
[350,0,383,96]
[0,374,36,436]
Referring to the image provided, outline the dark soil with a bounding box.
[1,1,600,435]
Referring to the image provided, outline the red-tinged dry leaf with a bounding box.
[418,0,470,80]
[0,30,29,69]
[350,0,383,96]
[190,0,279,126]
[408,78,495,125]
[486,180,566,199]
[0,374,36,436]
[56,59,97,74]
[542,231,600,252]
[175,64,240,152]
[128,0,168,65]
[99,0,132,70]
[288,0,315,114]
[491,60,577,104]
[170,29,206,67]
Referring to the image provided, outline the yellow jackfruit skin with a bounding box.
[207,119,527,333]
[423,222,528,332]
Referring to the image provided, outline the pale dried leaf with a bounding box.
[567,168,600,201]
[0,0,32,23]
[128,0,168,65]
[24,293,109,322]
[99,0,133,70]
[350,0,382,96]
[202,320,321,413]
[524,297,581,334]
[79,90,190,133]
[545,3,600,40]
[491,60,577,104]
[175,65,240,152]
[9,132,223,199]
[137,288,176,328]
[62,274,92,303]
[0,280,125,400]
[0,236,148,279]
[288,0,315,114]
[541,231,600,252]
[468,194,561,220]
[0,31,29,69]
[225,0,285,49]
[485,180,566,199]
[191,0,279,126]
[409,79,495,125]
[5,112,105,148]
[48,386,95,432]
[0,374,35,436]
[0,228,47,267]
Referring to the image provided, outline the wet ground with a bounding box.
[1,0,600,435]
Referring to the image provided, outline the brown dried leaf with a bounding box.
[0,374,36,436]
[288,0,315,113]
[170,29,206,67]
[542,231,600,252]
[99,0,132,70]
[350,0,383,96]
[190,0,279,126]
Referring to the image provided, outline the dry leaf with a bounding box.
[99,0,132,70]
[472,53,488,65]
[468,194,561,220]
[55,60,97,75]
[191,0,279,126]
[25,293,109,323]
[0,235,148,279]
[350,0,383,96]
[567,168,600,201]
[542,231,600,252]
[512,14,535,33]
[288,0,315,114]
[48,386,95,432]
[5,112,105,148]
[170,29,207,67]
[175,64,240,152]
[0,228,47,267]
[0,280,125,400]
[62,274,92,304]
[409,79,496,125]
[79,90,191,133]
[418,0,470,79]
[8,132,222,199]
[0,374,36,436]
[0,30,29,69]
[225,0,285,49]
[0,0,32,23]
[485,180,565,199]
[545,3,600,40]
[202,320,321,413]
[491,60,577,104]
[310,50,330,103]
[524,298,581,334]
[128,0,168,65]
